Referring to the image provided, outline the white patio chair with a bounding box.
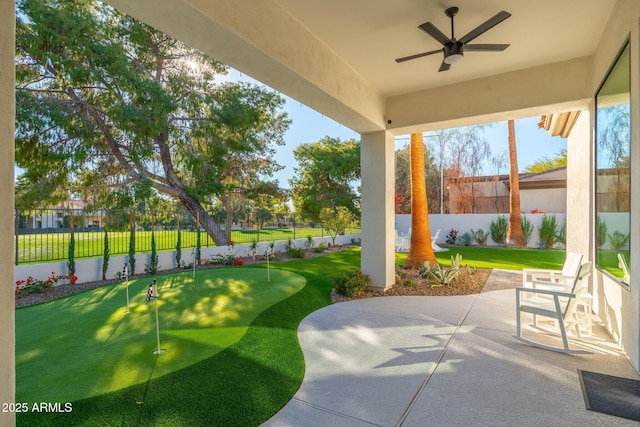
[396,229,410,252]
[431,229,449,252]
[514,261,592,354]
[522,251,583,289]
[618,253,630,283]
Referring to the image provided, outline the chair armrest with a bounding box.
[530,280,571,291]
[516,286,574,299]
[522,268,562,276]
[522,268,562,282]
[530,273,574,283]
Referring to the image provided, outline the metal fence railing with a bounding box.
[14,208,361,265]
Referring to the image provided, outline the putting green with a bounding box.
[16,267,305,404]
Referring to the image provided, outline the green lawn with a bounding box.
[396,245,566,270]
[598,250,627,278]
[16,268,305,405]
[16,248,360,426]
[16,246,563,426]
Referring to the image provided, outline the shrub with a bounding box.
[145,231,160,275]
[490,216,508,245]
[459,232,473,246]
[445,229,459,244]
[314,242,329,253]
[67,230,76,276]
[232,257,244,266]
[304,235,315,250]
[538,214,559,248]
[175,229,182,266]
[334,269,370,297]
[249,240,258,259]
[288,248,306,259]
[471,229,489,246]
[608,231,630,251]
[128,224,136,274]
[195,228,201,265]
[521,216,534,245]
[102,228,110,281]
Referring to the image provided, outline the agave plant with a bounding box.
[420,262,459,287]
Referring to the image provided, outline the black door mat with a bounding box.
[578,369,640,422]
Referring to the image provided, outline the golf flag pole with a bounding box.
[191,248,196,278]
[146,279,165,355]
[266,248,270,282]
[123,264,130,314]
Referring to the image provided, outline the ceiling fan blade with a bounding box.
[465,43,510,52]
[458,11,511,45]
[418,22,450,46]
[438,60,451,72]
[395,49,442,63]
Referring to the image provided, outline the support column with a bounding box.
[0,1,16,426]
[360,131,395,291]
[565,110,592,258]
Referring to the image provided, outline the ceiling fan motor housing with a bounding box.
[443,43,464,64]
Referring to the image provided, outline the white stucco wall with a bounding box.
[395,213,567,248]
[587,0,640,369]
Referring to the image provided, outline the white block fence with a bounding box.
[395,213,568,248]
[15,234,361,285]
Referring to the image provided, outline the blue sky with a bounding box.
[223,69,567,188]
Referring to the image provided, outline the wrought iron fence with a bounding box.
[14,208,361,265]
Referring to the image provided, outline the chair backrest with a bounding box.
[618,253,630,282]
[561,252,583,278]
[563,261,592,318]
[432,229,441,241]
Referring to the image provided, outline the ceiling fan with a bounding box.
[395,6,511,72]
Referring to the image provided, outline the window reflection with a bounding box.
[595,42,630,285]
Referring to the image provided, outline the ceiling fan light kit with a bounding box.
[395,6,511,71]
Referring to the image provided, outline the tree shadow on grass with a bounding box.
[17,249,357,426]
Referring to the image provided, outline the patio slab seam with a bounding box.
[287,397,385,427]
[395,292,480,426]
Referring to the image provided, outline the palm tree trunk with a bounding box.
[405,133,438,269]
[507,119,525,246]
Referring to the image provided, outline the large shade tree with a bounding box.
[290,136,360,219]
[404,133,437,269]
[15,0,289,245]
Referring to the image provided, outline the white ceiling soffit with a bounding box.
[274,0,615,97]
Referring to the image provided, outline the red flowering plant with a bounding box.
[232,257,244,266]
[15,272,78,299]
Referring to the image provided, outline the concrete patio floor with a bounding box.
[263,269,640,427]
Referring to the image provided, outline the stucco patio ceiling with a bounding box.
[274,0,614,97]
[105,0,615,133]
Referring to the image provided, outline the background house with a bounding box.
[446,166,567,214]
